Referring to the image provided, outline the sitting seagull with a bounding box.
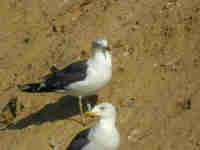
[17,37,112,124]
[66,103,120,150]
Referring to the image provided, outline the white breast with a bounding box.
[83,125,120,150]
[67,51,112,96]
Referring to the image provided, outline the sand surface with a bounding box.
[0,0,200,150]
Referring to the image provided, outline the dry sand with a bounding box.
[0,0,200,150]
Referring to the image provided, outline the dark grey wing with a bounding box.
[42,60,88,90]
[17,60,89,93]
[66,128,91,150]
[62,60,88,74]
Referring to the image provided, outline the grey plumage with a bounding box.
[66,128,91,150]
[17,37,112,125]
[17,60,88,93]
[65,103,120,150]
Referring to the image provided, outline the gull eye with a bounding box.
[99,106,105,110]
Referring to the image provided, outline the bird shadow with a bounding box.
[1,95,98,131]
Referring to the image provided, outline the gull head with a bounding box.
[92,37,111,50]
[85,102,116,119]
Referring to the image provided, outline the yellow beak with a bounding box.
[84,112,98,118]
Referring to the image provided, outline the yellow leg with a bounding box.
[79,96,86,126]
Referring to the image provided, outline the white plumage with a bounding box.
[68,46,112,96]
[18,37,112,124]
[66,103,120,150]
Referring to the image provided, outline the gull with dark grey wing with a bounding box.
[66,103,120,150]
[17,37,112,124]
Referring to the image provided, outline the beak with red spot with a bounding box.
[84,111,98,118]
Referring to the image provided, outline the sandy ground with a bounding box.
[0,0,200,149]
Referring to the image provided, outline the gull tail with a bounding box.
[17,83,53,93]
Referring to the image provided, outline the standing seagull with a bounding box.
[17,37,112,124]
[66,103,120,150]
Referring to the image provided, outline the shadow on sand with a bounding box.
[1,95,98,131]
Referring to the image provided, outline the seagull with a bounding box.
[65,103,120,150]
[17,37,112,124]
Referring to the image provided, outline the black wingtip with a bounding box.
[17,83,54,93]
[17,83,42,92]
[17,84,30,91]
